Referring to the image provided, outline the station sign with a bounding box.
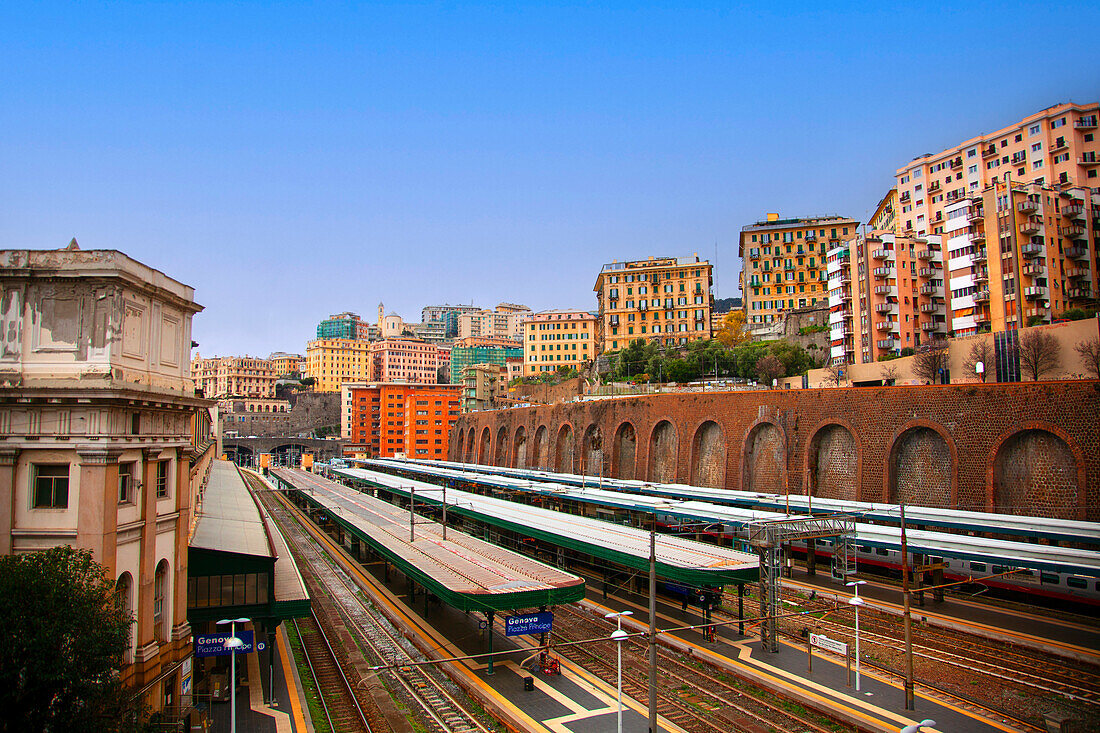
[505,611,554,636]
[195,630,257,657]
[809,633,848,656]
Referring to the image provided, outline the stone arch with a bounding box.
[453,429,465,462]
[743,421,786,494]
[647,420,677,483]
[582,424,604,478]
[465,427,476,462]
[690,420,725,488]
[555,423,575,473]
[992,428,1081,520]
[533,425,549,470]
[805,422,859,500]
[495,425,508,466]
[477,427,491,464]
[512,427,528,468]
[887,422,955,507]
[612,422,637,480]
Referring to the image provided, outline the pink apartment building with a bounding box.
[368,339,441,384]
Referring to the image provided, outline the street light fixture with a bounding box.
[605,610,633,733]
[900,719,937,733]
[846,581,866,692]
[216,617,251,733]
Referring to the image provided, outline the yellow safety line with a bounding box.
[277,619,309,733]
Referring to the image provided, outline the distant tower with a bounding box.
[377,302,384,328]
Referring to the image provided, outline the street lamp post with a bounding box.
[846,581,866,692]
[605,610,633,733]
[216,617,251,733]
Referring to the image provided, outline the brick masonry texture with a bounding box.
[449,381,1100,521]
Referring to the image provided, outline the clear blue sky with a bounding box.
[2,2,1097,357]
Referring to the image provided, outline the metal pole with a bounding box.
[617,630,624,733]
[902,502,915,710]
[410,486,415,542]
[486,611,495,676]
[442,482,447,541]
[230,622,238,733]
[854,591,861,691]
[648,518,658,733]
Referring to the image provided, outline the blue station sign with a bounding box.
[195,630,256,658]
[505,611,553,636]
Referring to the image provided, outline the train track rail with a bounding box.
[550,604,840,733]
[249,473,493,733]
[292,611,373,732]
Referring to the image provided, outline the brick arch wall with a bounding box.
[582,424,604,478]
[465,427,476,462]
[690,420,725,488]
[992,426,1083,520]
[804,420,860,501]
[532,425,548,470]
[477,427,491,464]
[448,382,1100,520]
[612,421,637,480]
[555,423,575,473]
[648,420,678,483]
[887,421,956,508]
[495,425,509,466]
[743,419,786,494]
[512,426,528,468]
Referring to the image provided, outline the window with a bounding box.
[33,465,69,508]
[1028,124,1040,135]
[118,462,135,504]
[153,560,169,643]
[156,461,169,499]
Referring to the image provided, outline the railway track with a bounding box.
[550,604,839,733]
[292,611,373,732]
[248,473,493,733]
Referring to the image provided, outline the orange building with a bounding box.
[341,382,461,459]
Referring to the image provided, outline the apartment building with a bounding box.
[456,303,532,341]
[305,338,371,392]
[0,246,213,722]
[523,310,596,375]
[268,351,305,377]
[449,343,523,384]
[340,382,461,459]
[190,355,277,399]
[869,189,898,232]
[461,363,508,412]
[368,338,440,384]
[739,215,857,331]
[316,311,372,340]
[828,232,946,364]
[895,103,1099,238]
[593,255,713,354]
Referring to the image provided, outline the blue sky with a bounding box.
[2,2,1098,356]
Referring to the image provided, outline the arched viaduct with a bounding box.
[223,436,345,465]
[449,381,1100,521]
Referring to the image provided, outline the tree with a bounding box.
[0,546,142,733]
[1075,337,1100,379]
[962,338,995,382]
[823,361,846,387]
[880,362,900,385]
[912,341,949,384]
[715,311,750,348]
[1018,330,1061,381]
[756,354,785,386]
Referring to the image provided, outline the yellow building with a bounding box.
[593,255,713,354]
[267,352,305,377]
[739,214,857,331]
[305,338,371,392]
[869,188,897,232]
[523,310,597,375]
[190,355,277,399]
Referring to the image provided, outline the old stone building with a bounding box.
[0,244,213,720]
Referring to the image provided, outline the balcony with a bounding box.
[1066,245,1089,259]
[1068,286,1094,299]
[785,263,796,271]
[1076,116,1098,129]
[876,339,896,350]
[1063,202,1085,219]
[1062,224,1086,239]
[920,302,942,314]
[873,266,892,278]
[1019,218,1042,234]
[874,285,892,295]
[928,180,941,192]
[1020,242,1043,257]
[899,191,911,203]
[974,289,990,302]
[1017,199,1039,213]
[872,248,891,260]
[921,322,941,332]
[1066,267,1087,279]
[638,302,648,311]
[982,144,997,158]
[917,249,936,260]
[1010,153,1027,165]
[876,321,894,332]
[875,302,894,313]
[972,249,986,263]
[968,207,985,222]
[950,156,963,169]
[918,266,936,278]
[805,231,817,240]
[919,284,937,295]
[839,290,852,302]
[1022,262,1045,277]
[1051,137,1068,151]
[1024,286,1047,300]
[1080,153,1100,166]
[974,312,991,326]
